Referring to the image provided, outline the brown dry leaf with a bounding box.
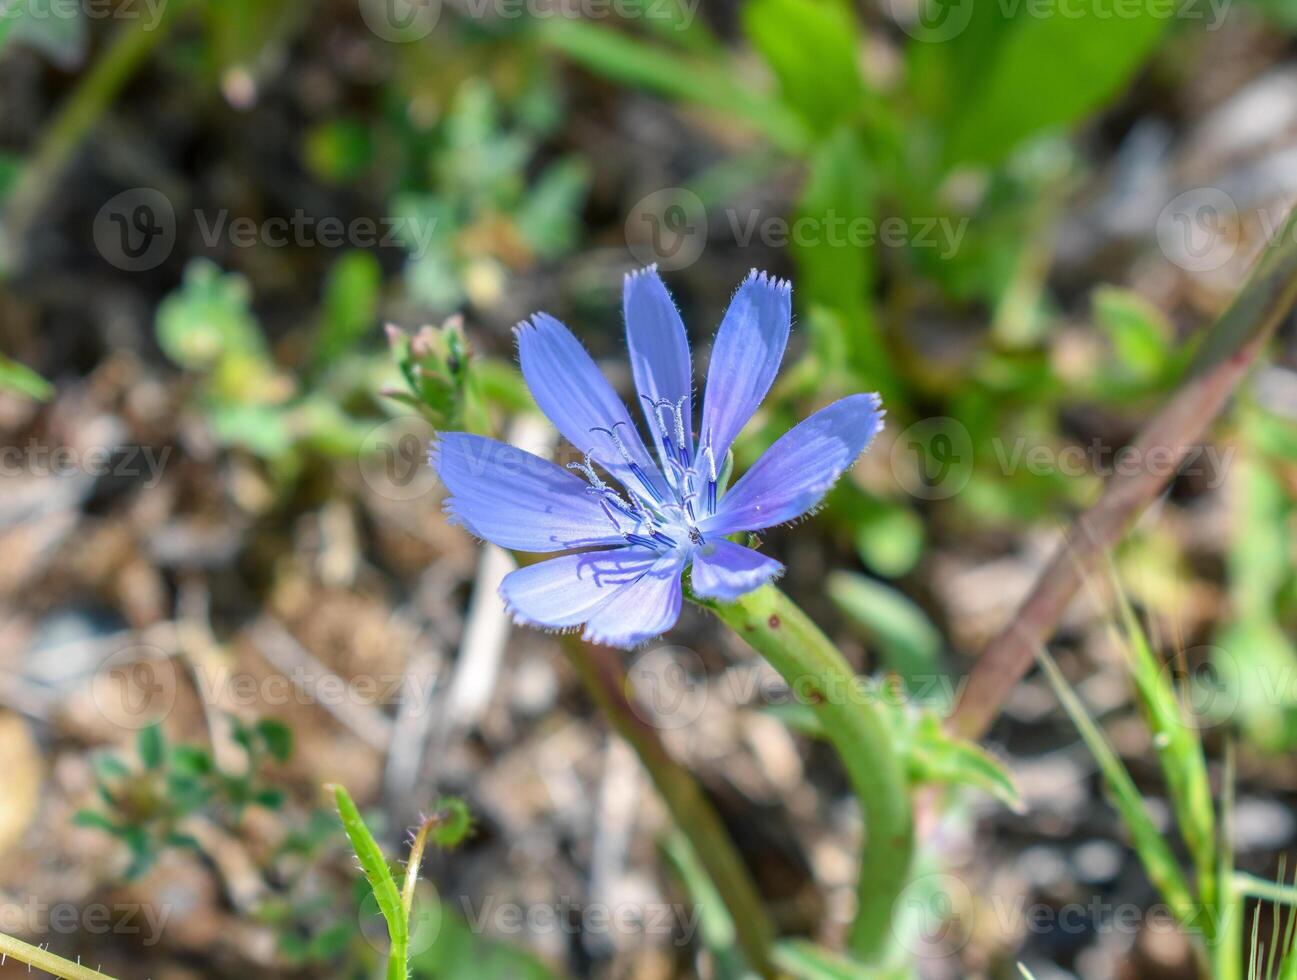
[0,710,42,855]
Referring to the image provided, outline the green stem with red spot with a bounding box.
[692,583,913,964]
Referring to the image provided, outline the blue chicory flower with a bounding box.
[430,267,883,649]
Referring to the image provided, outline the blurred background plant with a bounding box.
[3,0,1297,976]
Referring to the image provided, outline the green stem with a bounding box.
[560,633,777,977]
[694,584,913,964]
[0,931,120,980]
[3,0,185,248]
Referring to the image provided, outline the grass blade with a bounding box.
[1035,647,1199,926]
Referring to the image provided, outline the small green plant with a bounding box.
[74,718,292,879]
[332,786,472,980]
[155,258,379,466]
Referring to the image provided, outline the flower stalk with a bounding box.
[694,583,913,964]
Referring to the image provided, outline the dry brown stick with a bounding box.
[949,205,1297,742]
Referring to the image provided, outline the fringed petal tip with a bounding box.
[579,623,668,651]
[742,268,792,295]
[623,263,661,284]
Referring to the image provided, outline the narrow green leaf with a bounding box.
[1111,587,1217,939]
[137,723,165,770]
[907,714,1023,811]
[333,784,407,979]
[539,18,808,152]
[828,571,941,681]
[772,939,885,979]
[741,0,863,135]
[0,353,53,401]
[315,250,382,370]
[1036,647,1199,924]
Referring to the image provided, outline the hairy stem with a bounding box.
[0,931,119,980]
[694,584,913,964]
[950,204,1297,742]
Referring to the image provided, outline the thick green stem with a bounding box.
[0,931,119,980]
[695,584,913,963]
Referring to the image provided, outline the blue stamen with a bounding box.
[591,423,665,505]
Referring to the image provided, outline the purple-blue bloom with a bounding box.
[431,268,884,649]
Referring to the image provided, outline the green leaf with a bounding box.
[254,787,286,809]
[156,259,265,370]
[308,920,354,961]
[539,18,809,152]
[792,132,893,396]
[514,157,590,258]
[828,572,942,682]
[72,809,120,834]
[772,939,887,979]
[93,753,131,782]
[0,353,53,401]
[255,718,294,763]
[304,119,373,185]
[315,250,382,371]
[852,503,924,578]
[333,785,407,980]
[906,713,1023,811]
[170,745,213,776]
[920,4,1169,167]
[428,797,472,849]
[1093,286,1173,383]
[137,724,165,771]
[741,0,864,135]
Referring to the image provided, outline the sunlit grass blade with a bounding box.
[772,939,894,979]
[1035,647,1199,924]
[1214,743,1241,980]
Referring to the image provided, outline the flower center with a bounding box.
[566,408,719,555]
